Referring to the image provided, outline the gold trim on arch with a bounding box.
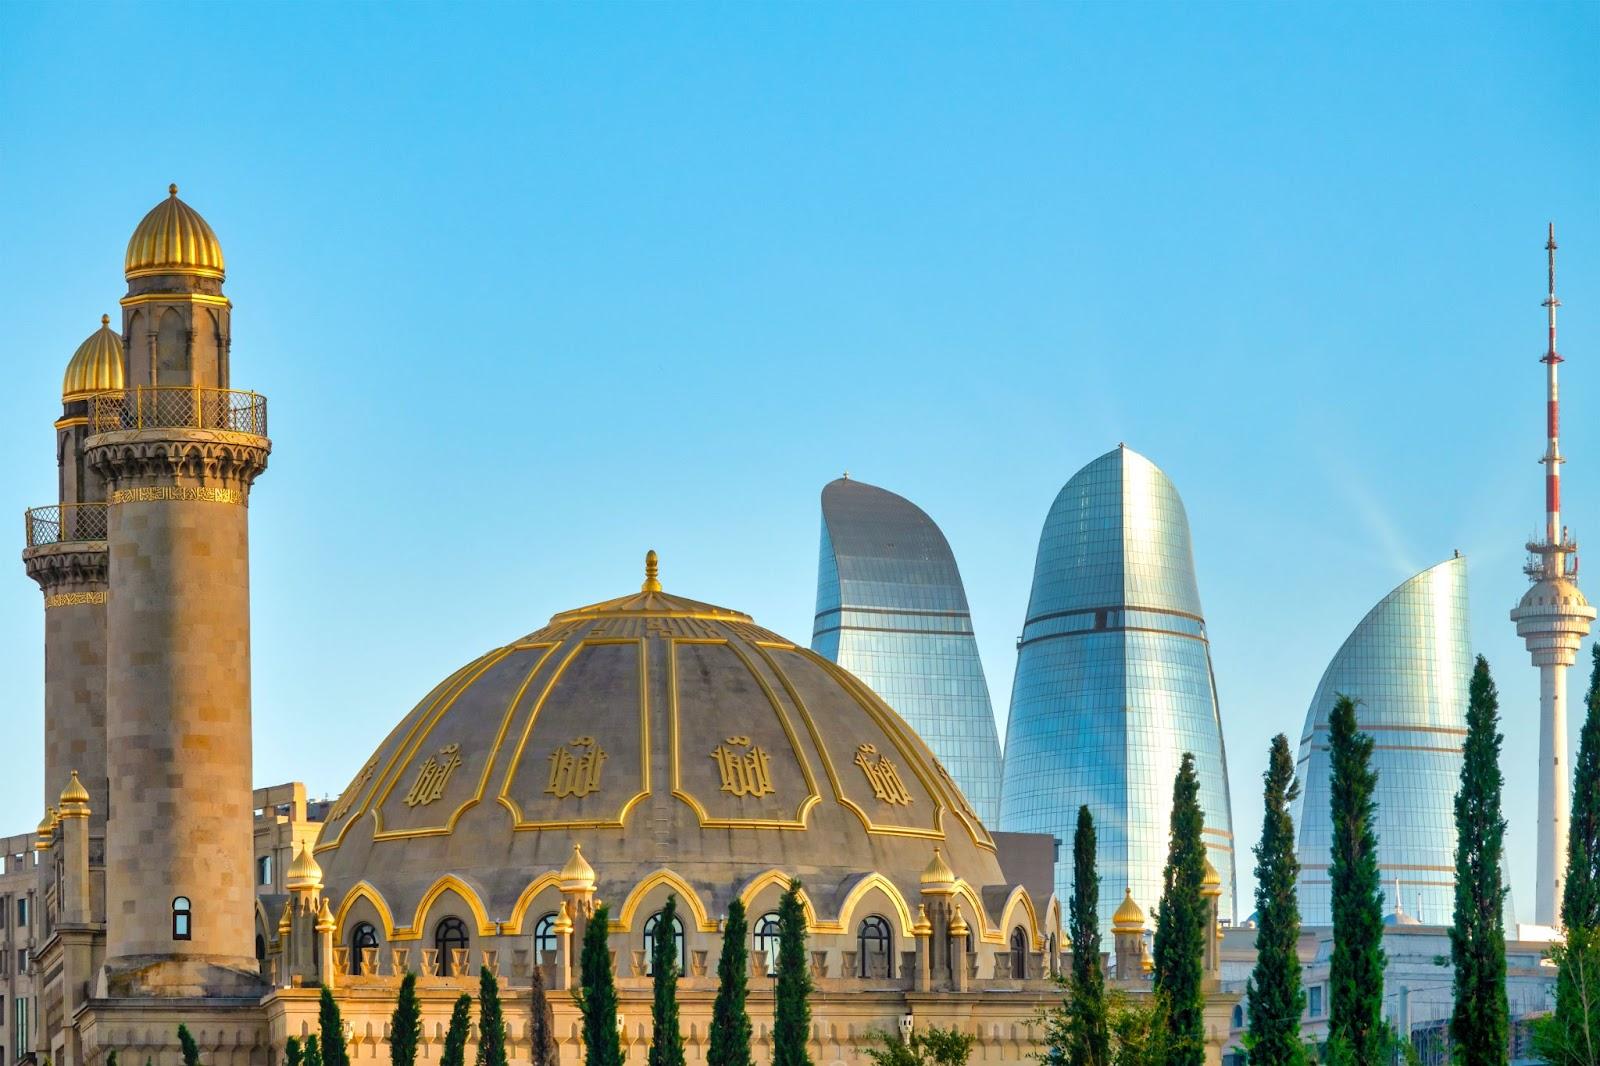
[394,874,496,940]
[612,869,718,933]
[667,637,821,830]
[497,638,651,830]
[503,872,566,936]
[736,870,818,930]
[370,643,560,842]
[994,885,1045,951]
[829,873,916,938]
[334,881,399,940]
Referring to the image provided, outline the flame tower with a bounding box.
[1510,224,1597,928]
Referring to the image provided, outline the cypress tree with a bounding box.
[1538,644,1600,1064]
[1244,734,1307,1066]
[1325,694,1387,1066]
[391,972,422,1066]
[707,898,753,1066]
[1152,753,1207,1066]
[648,895,686,1066]
[303,1036,324,1066]
[440,994,473,1066]
[1065,806,1110,1066]
[476,966,510,1066]
[320,986,351,1066]
[108,1052,118,1066]
[529,958,559,1066]
[773,880,813,1066]
[1566,643,1600,931]
[1449,656,1509,1063]
[285,1039,303,1066]
[577,904,623,1066]
[178,1025,202,1066]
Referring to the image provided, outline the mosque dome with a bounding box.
[125,184,225,280]
[61,315,125,402]
[315,553,1005,937]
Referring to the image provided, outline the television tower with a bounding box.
[1510,224,1597,928]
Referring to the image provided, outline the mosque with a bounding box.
[16,188,1239,1066]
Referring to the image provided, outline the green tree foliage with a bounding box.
[647,896,686,1066]
[1152,753,1207,1066]
[1106,994,1164,1066]
[864,1026,975,1066]
[1540,645,1600,1064]
[773,880,814,1066]
[529,959,559,1066]
[577,905,623,1066]
[1065,806,1110,1066]
[476,966,510,1066]
[1448,656,1508,1064]
[285,1038,303,1066]
[178,1025,202,1066]
[303,1036,324,1066]
[107,1052,118,1066]
[320,986,351,1066]
[391,972,422,1066]
[1326,694,1387,1066]
[707,898,753,1066]
[441,994,474,1066]
[1244,734,1307,1066]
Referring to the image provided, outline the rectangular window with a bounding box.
[1308,985,1323,1017]
[15,950,26,975]
[14,899,25,929]
[257,855,273,886]
[13,996,25,1059]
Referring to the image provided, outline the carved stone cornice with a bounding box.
[22,541,110,596]
[85,428,271,493]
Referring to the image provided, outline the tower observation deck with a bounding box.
[1509,224,1597,929]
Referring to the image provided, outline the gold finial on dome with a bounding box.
[948,904,970,939]
[642,550,662,593]
[1112,888,1146,932]
[62,314,125,402]
[286,842,323,892]
[35,807,57,849]
[278,899,293,934]
[125,183,225,280]
[913,904,932,937]
[1201,857,1222,897]
[58,770,91,817]
[315,896,336,932]
[920,847,957,891]
[559,842,597,892]
[553,899,574,934]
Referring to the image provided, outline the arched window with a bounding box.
[857,915,892,978]
[753,912,781,975]
[435,916,469,976]
[533,912,559,963]
[643,910,686,976]
[1232,1004,1245,1030]
[1009,927,1028,978]
[351,922,380,975]
[255,933,266,962]
[172,897,192,940]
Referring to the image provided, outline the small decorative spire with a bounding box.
[100,314,110,327]
[642,549,662,593]
[58,770,91,817]
[169,183,179,197]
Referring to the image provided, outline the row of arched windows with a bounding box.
[345,911,921,978]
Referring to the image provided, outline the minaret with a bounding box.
[89,185,271,996]
[1510,224,1598,928]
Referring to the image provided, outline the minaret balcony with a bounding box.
[24,503,108,547]
[88,386,267,438]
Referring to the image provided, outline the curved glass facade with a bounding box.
[999,446,1237,935]
[1291,557,1470,927]
[812,477,1004,823]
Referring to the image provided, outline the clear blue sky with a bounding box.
[2,2,1595,921]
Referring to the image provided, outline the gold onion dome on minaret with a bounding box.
[125,183,225,280]
[286,842,323,892]
[920,847,958,890]
[58,770,91,817]
[1201,857,1222,897]
[62,314,125,402]
[558,843,597,892]
[1112,888,1146,932]
[35,807,57,849]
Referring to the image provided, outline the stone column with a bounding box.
[554,901,575,991]
[912,905,932,992]
[1201,860,1222,989]
[57,772,92,925]
[947,907,970,993]
[88,411,270,997]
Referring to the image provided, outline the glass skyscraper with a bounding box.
[999,446,1237,933]
[812,476,1004,824]
[1292,556,1471,927]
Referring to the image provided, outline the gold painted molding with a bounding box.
[44,590,108,608]
[109,486,245,506]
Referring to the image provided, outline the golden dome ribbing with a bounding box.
[125,184,225,280]
[286,843,324,892]
[62,315,125,402]
[58,770,92,816]
[1112,888,1146,932]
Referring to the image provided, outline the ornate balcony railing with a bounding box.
[89,386,267,437]
[24,503,109,547]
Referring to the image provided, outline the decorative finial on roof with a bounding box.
[169,183,179,197]
[101,314,110,327]
[58,770,91,817]
[642,549,662,593]
[842,470,849,480]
